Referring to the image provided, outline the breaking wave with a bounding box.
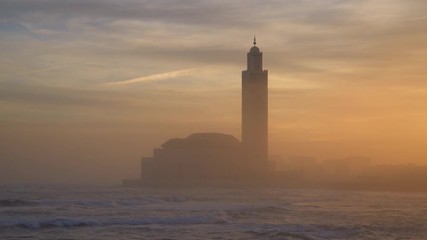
[0,195,190,209]
[225,205,289,220]
[0,199,35,207]
[247,229,314,240]
[0,215,227,230]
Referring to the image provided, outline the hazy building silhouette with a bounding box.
[242,36,269,171]
[125,39,273,186]
[141,133,245,184]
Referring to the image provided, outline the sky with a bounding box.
[1,0,427,184]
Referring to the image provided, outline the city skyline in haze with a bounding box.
[1,0,427,184]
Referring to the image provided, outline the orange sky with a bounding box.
[1,0,427,184]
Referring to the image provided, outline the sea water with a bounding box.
[0,185,426,239]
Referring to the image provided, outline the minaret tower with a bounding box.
[242,36,268,169]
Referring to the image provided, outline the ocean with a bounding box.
[0,185,426,239]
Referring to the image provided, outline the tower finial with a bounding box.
[253,35,256,46]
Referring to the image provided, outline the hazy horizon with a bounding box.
[1,0,427,184]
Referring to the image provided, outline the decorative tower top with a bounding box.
[250,35,260,54]
[247,36,262,71]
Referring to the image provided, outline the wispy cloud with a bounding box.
[402,16,427,22]
[104,68,196,86]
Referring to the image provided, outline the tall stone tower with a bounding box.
[242,37,268,169]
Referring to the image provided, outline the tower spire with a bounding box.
[242,38,268,168]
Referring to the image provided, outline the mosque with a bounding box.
[125,38,274,186]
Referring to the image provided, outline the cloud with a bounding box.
[104,68,197,86]
[2,0,427,90]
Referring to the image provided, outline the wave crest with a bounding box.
[0,199,35,207]
[0,215,226,230]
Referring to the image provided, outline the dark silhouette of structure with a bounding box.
[124,39,272,186]
[242,36,269,171]
[140,133,246,185]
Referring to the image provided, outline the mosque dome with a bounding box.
[161,132,241,149]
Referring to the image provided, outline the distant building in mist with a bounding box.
[242,37,269,172]
[123,39,427,191]
[128,38,273,186]
[141,133,245,184]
